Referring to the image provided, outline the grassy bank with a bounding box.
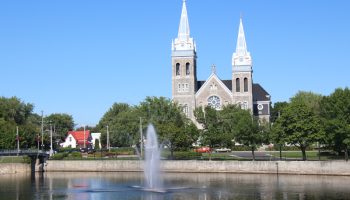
[0,156,30,163]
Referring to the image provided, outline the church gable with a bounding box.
[195,73,232,109]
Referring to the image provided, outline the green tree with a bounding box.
[290,91,323,115]
[275,97,324,161]
[270,101,288,123]
[0,96,34,125]
[96,103,139,148]
[0,96,38,149]
[45,114,74,137]
[272,91,324,161]
[320,87,350,161]
[194,106,230,148]
[231,108,265,160]
[138,96,199,158]
[270,102,289,159]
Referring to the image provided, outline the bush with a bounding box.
[51,152,68,160]
[110,147,135,155]
[58,147,79,153]
[69,152,81,158]
[166,151,201,160]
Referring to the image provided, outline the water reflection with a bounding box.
[0,172,350,200]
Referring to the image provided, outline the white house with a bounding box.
[60,130,91,149]
[60,133,77,148]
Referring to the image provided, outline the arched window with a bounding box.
[244,78,248,92]
[236,78,240,92]
[176,63,180,76]
[186,63,190,75]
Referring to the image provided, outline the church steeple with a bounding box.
[232,17,253,111]
[236,18,248,56]
[178,0,190,41]
[232,18,252,66]
[172,0,197,121]
[173,0,195,51]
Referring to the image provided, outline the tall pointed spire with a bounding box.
[173,0,195,51]
[232,17,251,66]
[236,18,248,56]
[178,0,190,41]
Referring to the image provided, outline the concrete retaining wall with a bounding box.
[45,160,350,176]
[0,163,31,174]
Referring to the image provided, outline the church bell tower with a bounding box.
[232,18,253,111]
[172,0,197,120]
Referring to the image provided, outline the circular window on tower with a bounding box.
[207,96,221,110]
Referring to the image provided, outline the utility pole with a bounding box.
[37,135,40,151]
[50,123,53,157]
[107,125,110,151]
[41,111,44,151]
[83,125,86,148]
[16,126,19,155]
[140,117,143,157]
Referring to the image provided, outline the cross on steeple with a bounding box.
[211,64,216,74]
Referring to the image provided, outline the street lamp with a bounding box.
[50,123,54,156]
[107,125,110,151]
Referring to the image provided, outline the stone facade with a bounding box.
[172,1,270,123]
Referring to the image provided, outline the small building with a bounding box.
[60,130,91,149]
[91,133,102,149]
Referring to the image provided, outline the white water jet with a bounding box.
[144,124,162,190]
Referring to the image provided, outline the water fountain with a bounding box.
[143,124,163,192]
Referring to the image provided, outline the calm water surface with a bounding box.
[0,172,350,200]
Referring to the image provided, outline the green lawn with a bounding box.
[0,156,30,163]
[269,151,342,160]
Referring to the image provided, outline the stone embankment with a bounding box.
[0,163,31,174]
[45,160,350,176]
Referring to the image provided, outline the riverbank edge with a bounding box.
[43,160,350,176]
[0,163,31,174]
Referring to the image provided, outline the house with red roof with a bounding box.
[60,130,92,149]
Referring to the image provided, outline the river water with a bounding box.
[0,172,350,200]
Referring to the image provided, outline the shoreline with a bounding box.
[45,160,350,176]
[2,160,350,176]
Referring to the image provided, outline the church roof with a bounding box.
[222,80,233,91]
[197,80,232,92]
[253,84,270,101]
[197,80,270,102]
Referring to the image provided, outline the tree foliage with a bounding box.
[139,97,199,158]
[45,113,74,139]
[96,103,139,147]
[0,97,38,149]
[194,106,230,148]
[320,87,350,161]
[195,104,267,160]
[271,91,324,160]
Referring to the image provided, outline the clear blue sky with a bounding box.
[1,0,349,126]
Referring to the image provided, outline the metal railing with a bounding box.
[0,149,48,156]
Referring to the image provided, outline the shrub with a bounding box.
[167,151,201,160]
[69,152,81,158]
[58,147,79,153]
[110,147,135,155]
[51,152,68,160]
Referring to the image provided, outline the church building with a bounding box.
[171,0,271,122]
